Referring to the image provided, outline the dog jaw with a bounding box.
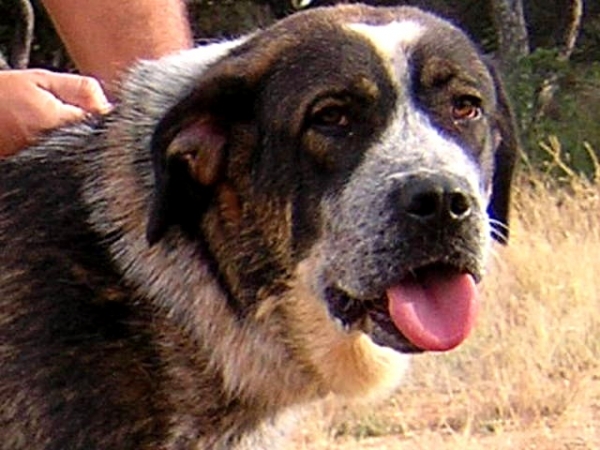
[277,257,410,400]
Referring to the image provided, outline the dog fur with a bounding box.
[0,5,517,449]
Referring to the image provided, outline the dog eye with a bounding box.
[309,98,352,131]
[452,96,482,121]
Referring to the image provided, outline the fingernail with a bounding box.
[99,101,114,114]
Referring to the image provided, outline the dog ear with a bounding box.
[486,60,520,244]
[146,59,260,245]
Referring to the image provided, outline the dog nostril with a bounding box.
[406,191,443,219]
[448,191,471,220]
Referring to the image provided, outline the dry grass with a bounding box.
[294,144,600,448]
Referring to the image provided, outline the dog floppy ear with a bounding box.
[486,60,519,244]
[146,61,259,245]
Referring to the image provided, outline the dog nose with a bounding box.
[399,174,473,224]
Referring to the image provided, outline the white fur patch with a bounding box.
[347,21,424,59]
[347,21,423,90]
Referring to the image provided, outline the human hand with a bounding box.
[0,69,112,157]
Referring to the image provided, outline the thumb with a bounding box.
[35,71,113,114]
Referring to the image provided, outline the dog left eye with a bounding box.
[452,96,482,121]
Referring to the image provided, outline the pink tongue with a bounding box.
[386,272,479,351]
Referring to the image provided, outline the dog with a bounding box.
[0,5,517,449]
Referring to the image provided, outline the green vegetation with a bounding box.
[508,50,600,180]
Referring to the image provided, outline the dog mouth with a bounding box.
[325,263,480,353]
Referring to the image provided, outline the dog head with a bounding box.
[146,5,517,372]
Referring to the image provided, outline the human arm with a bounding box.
[42,0,193,97]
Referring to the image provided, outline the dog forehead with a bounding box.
[326,8,491,94]
[347,20,424,58]
[344,20,423,90]
[245,6,444,63]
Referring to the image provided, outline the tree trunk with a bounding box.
[490,0,530,74]
[533,0,583,122]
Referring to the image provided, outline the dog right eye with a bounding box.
[308,97,353,133]
[312,106,349,127]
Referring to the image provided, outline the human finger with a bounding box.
[32,70,113,114]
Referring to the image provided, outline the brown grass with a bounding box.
[294,144,600,448]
